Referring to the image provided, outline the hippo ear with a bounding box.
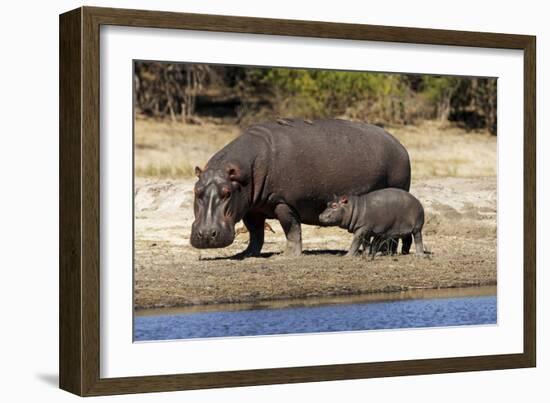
[194,166,203,177]
[226,164,248,185]
[340,196,348,204]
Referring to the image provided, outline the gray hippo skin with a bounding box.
[190,118,411,257]
[319,189,425,257]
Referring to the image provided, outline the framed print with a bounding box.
[59,6,536,396]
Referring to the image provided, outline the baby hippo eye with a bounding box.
[331,202,338,209]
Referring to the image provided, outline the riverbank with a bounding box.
[134,176,497,310]
[136,285,497,316]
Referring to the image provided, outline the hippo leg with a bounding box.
[401,234,412,255]
[274,204,302,256]
[413,231,424,256]
[345,236,361,257]
[346,228,367,257]
[239,212,266,257]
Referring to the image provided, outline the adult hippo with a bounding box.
[190,118,411,257]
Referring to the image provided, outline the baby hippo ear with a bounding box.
[194,166,203,177]
[226,163,248,185]
[340,196,348,204]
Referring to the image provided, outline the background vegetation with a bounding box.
[134,62,497,134]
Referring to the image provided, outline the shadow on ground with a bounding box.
[200,249,347,261]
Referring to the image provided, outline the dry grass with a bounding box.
[134,118,496,179]
[390,121,496,177]
[134,117,240,178]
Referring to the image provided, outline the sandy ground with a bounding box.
[134,176,497,309]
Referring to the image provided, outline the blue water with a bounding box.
[134,295,496,341]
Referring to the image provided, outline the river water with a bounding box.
[134,287,497,342]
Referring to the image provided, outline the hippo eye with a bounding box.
[331,203,338,209]
[221,186,231,198]
[194,186,204,197]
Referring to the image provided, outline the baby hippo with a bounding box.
[319,188,425,257]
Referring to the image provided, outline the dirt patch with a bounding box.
[134,176,497,309]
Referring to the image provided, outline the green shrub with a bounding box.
[134,62,497,134]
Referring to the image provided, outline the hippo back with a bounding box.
[241,119,411,224]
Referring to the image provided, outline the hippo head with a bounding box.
[319,195,349,226]
[190,164,249,249]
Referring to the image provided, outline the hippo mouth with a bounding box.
[190,222,236,249]
[318,212,338,226]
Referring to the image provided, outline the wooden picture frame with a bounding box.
[59,6,536,396]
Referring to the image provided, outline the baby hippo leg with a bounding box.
[346,228,368,257]
[361,236,372,259]
[413,231,424,256]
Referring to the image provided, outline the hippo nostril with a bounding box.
[211,229,217,238]
[197,230,203,239]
